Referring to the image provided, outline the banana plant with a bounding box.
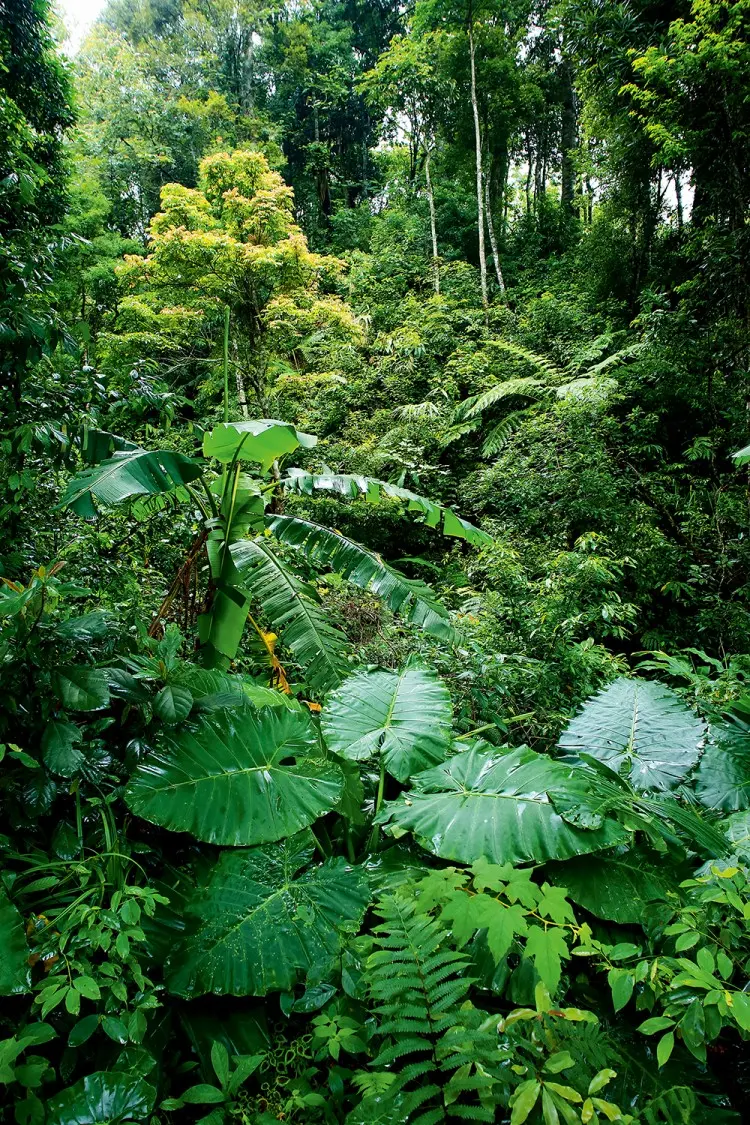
[58,419,491,692]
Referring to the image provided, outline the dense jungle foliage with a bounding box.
[2,0,750,1121]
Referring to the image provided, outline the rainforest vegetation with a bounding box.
[1,0,750,1121]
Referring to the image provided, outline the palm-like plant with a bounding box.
[58,419,491,693]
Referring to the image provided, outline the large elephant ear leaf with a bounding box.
[165,831,370,997]
[125,706,343,846]
[322,665,452,782]
[695,721,750,812]
[203,419,316,470]
[47,1072,156,1125]
[58,448,203,517]
[378,744,627,866]
[0,888,31,994]
[546,850,681,924]
[558,677,705,791]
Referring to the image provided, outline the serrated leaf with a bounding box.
[525,927,569,994]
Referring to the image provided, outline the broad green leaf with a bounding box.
[165,831,370,997]
[723,809,750,857]
[322,666,452,782]
[511,1079,541,1124]
[58,448,202,517]
[525,926,569,994]
[203,419,316,469]
[153,684,194,724]
[558,677,705,791]
[657,1032,675,1067]
[269,515,453,640]
[42,720,84,776]
[52,667,111,712]
[679,998,706,1061]
[46,1072,156,1124]
[546,851,677,923]
[125,707,343,846]
[378,744,626,866]
[696,722,750,811]
[733,444,750,465]
[0,889,31,994]
[608,969,634,1012]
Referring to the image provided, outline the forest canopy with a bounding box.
[1,0,750,1122]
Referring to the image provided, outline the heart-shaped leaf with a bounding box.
[125,706,343,846]
[165,831,370,997]
[322,665,452,782]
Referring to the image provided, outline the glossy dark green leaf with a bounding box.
[125,707,343,846]
[153,683,194,724]
[558,677,704,791]
[546,851,678,923]
[696,722,750,811]
[52,667,110,712]
[165,831,370,997]
[0,888,31,995]
[46,1071,156,1124]
[378,744,626,866]
[322,665,452,781]
[42,720,84,776]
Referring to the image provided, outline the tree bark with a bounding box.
[560,59,576,212]
[484,170,505,294]
[425,146,440,294]
[468,21,489,315]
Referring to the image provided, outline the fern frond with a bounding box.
[373,1038,434,1066]
[485,338,564,382]
[480,408,535,457]
[445,1105,495,1120]
[457,377,543,421]
[269,515,453,639]
[229,537,348,693]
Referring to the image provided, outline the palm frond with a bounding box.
[280,471,492,548]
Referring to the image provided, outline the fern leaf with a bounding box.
[480,407,535,457]
[458,377,543,421]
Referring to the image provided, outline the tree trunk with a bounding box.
[425,146,440,294]
[468,22,489,315]
[560,59,576,213]
[484,170,505,294]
